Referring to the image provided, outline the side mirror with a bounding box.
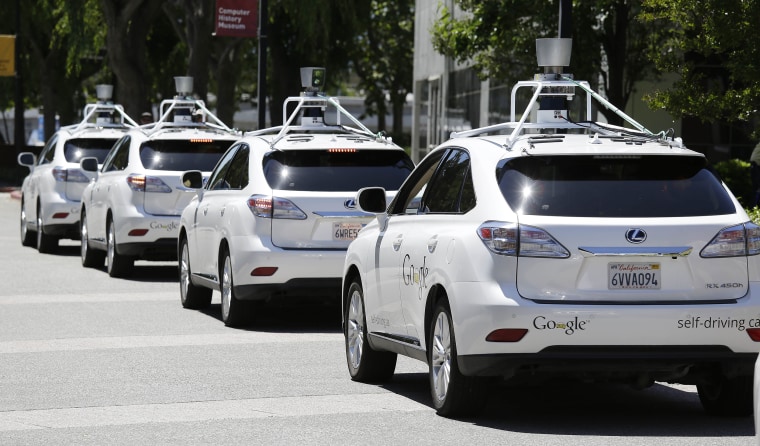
[182,170,203,189]
[80,157,99,173]
[356,187,387,213]
[17,152,35,169]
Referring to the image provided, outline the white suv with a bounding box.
[178,67,415,327]
[79,77,240,277]
[342,39,760,418]
[17,85,138,253]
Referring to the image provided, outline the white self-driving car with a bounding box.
[342,39,760,418]
[79,77,239,277]
[178,67,414,327]
[18,85,138,253]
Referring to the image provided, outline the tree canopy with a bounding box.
[2,0,415,143]
[431,0,665,126]
[640,0,760,138]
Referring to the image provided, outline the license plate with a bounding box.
[608,262,661,289]
[333,222,363,241]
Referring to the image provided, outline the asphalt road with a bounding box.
[0,192,754,445]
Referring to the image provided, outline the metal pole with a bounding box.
[559,0,572,39]
[256,0,268,130]
[14,0,24,152]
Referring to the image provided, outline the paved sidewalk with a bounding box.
[0,188,20,199]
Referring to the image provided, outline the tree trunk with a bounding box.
[100,0,166,119]
[215,39,243,128]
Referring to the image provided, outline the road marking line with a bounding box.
[0,332,341,354]
[0,292,178,305]
[0,393,430,431]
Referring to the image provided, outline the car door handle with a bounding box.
[202,207,208,216]
[220,207,225,217]
[392,236,403,251]
[427,237,438,253]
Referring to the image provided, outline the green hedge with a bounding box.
[713,159,753,208]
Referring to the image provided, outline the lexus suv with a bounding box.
[178,67,415,327]
[79,77,239,277]
[18,85,138,253]
[342,39,760,418]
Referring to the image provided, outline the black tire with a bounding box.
[179,236,212,309]
[697,374,753,417]
[106,219,133,278]
[429,300,488,418]
[36,206,58,253]
[80,209,105,268]
[219,247,250,327]
[20,198,35,247]
[344,280,397,382]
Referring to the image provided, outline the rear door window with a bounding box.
[64,138,118,164]
[139,139,233,171]
[496,155,736,217]
[262,149,413,191]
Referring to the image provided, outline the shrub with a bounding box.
[713,159,753,207]
[747,206,760,225]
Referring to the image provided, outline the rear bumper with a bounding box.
[118,238,177,260]
[234,278,342,301]
[228,234,346,288]
[459,346,757,382]
[447,280,760,381]
[114,211,180,260]
[40,195,80,230]
[42,222,80,239]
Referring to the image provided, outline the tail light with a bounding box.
[126,174,172,193]
[52,167,90,183]
[477,221,569,258]
[247,195,307,219]
[701,222,760,258]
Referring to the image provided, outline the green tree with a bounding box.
[164,0,257,128]
[431,0,664,126]
[19,0,105,137]
[266,0,371,126]
[100,0,167,119]
[350,0,414,144]
[640,0,760,138]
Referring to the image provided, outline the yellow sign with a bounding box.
[0,35,15,77]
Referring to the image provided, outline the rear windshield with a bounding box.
[263,149,414,191]
[139,139,233,171]
[64,138,118,163]
[497,155,736,217]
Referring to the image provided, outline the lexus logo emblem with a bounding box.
[344,199,357,209]
[625,228,647,244]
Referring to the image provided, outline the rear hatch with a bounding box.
[63,137,118,201]
[138,138,234,215]
[497,153,752,303]
[264,147,414,249]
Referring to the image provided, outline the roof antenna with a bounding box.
[535,0,573,125]
[299,67,326,126]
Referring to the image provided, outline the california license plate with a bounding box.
[333,222,363,241]
[608,262,661,289]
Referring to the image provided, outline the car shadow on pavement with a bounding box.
[199,301,343,334]
[417,379,753,437]
[123,264,178,283]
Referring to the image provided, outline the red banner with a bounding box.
[215,0,258,38]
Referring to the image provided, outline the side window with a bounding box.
[207,145,239,190]
[103,136,131,172]
[38,135,58,165]
[421,149,474,214]
[225,145,250,190]
[389,149,448,215]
